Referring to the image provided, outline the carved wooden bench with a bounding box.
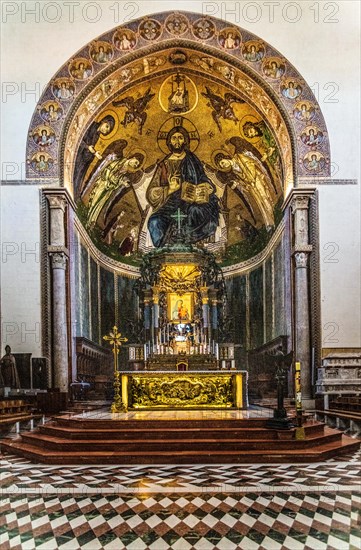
[0,400,34,414]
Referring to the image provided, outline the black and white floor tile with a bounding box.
[1,452,360,549]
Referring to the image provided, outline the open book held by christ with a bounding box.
[181,181,213,204]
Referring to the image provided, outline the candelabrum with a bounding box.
[103,326,128,413]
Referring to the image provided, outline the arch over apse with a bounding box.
[26,10,330,200]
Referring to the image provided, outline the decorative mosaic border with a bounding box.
[309,190,322,376]
[39,190,52,382]
[24,10,331,183]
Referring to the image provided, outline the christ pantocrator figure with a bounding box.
[146,126,220,247]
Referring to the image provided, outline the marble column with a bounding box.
[47,194,69,392]
[50,252,69,391]
[143,290,152,345]
[152,287,159,350]
[209,289,218,343]
[200,287,210,349]
[291,193,313,399]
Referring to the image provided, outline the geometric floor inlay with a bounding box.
[1,450,360,549]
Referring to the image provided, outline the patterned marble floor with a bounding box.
[1,450,360,549]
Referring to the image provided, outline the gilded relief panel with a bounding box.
[130,374,234,408]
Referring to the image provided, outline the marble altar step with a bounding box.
[54,417,271,430]
[18,429,343,452]
[1,416,359,463]
[1,432,358,464]
[37,422,325,441]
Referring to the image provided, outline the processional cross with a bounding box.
[103,326,128,371]
[103,326,128,413]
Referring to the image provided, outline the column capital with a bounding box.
[151,286,159,303]
[290,195,310,213]
[294,251,309,269]
[144,289,152,303]
[209,289,218,300]
[50,252,68,270]
[47,195,67,211]
[282,188,316,212]
[200,286,209,304]
[43,187,77,211]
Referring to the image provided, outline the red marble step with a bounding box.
[38,421,325,440]
[54,417,272,430]
[18,430,343,452]
[1,436,359,464]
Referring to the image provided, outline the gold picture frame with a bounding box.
[168,292,193,323]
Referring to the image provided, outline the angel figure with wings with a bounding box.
[83,140,144,229]
[242,120,282,183]
[201,87,245,132]
[213,136,275,228]
[113,87,155,135]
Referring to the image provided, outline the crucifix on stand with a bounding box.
[170,208,187,240]
[103,326,128,413]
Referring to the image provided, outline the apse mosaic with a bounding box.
[25,11,330,265]
[73,68,284,264]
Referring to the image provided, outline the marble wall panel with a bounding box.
[100,267,115,338]
[274,240,286,337]
[265,257,273,343]
[250,267,264,349]
[90,258,99,344]
[80,245,90,339]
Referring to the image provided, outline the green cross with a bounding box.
[171,208,187,231]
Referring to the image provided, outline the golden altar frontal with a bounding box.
[120,371,247,410]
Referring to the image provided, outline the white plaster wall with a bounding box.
[1,0,360,352]
[0,186,42,355]
[319,184,361,348]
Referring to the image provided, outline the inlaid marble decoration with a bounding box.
[1,451,360,550]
